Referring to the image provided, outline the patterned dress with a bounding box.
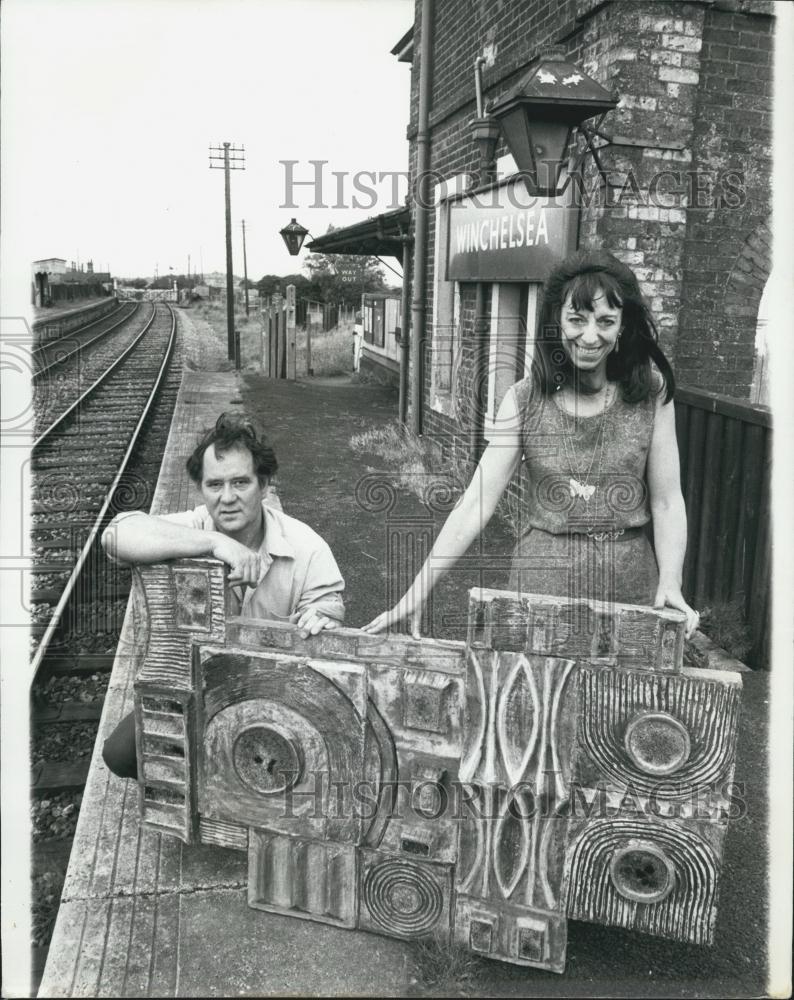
[507,375,660,606]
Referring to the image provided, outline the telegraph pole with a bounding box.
[241,219,250,317]
[209,142,245,364]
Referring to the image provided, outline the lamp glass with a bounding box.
[279,219,309,257]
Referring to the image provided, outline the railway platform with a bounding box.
[32,296,122,344]
[37,364,415,998]
[32,297,116,326]
[38,349,772,997]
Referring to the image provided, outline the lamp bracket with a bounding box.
[567,114,613,187]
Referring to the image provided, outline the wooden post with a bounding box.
[269,304,277,378]
[273,293,284,379]
[259,300,266,372]
[306,317,313,377]
[286,284,296,381]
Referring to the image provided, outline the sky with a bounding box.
[1,0,413,304]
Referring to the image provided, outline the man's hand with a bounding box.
[211,534,263,587]
[296,607,339,638]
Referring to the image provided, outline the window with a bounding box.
[483,282,540,435]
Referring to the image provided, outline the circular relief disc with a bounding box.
[624,711,691,776]
[609,841,676,904]
[363,860,444,936]
[233,726,302,795]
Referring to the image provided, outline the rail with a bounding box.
[33,302,140,380]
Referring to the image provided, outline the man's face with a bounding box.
[200,443,266,538]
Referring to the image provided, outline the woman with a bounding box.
[363,249,699,639]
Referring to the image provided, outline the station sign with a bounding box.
[446,177,574,282]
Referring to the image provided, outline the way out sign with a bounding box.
[446,176,574,282]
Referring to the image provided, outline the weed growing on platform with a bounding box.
[349,422,529,537]
[698,599,753,661]
[408,934,486,997]
[350,421,453,499]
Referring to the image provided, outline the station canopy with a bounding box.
[306,207,411,260]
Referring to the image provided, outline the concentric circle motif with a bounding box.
[232,726,302,795]
[363,860,444,936]
[623,710,691,776]
[609,841,676,904]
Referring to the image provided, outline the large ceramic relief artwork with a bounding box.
[131,564,743,973]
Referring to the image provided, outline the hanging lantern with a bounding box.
[488,47,617,196]
[279,218,310,256]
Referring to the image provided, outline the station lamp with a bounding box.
[279,218,310,256]
[488,47,618,196]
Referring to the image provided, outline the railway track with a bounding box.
[30,299,186,960]
[32,300,139,376]
[33,302,157,435]
[30,300,176,676]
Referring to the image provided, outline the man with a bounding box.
[101,412,344,778]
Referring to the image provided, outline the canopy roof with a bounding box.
[306,207,411,260]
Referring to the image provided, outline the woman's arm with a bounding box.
[362,387,524,635]
[646,393,699,637]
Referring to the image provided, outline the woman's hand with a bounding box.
[362,599,423,639]
[653,581,700,639]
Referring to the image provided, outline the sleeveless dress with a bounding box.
[507,375,660,606]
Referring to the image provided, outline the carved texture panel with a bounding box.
[468,589,684,671]
[565,817,725,944]
[198,648,366,843]
[566,663,742,944]
[455,648,577,971]
[249,831,357,928]
[358,849,452,941]
[132,568,742,972]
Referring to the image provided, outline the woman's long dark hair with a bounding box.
[532,249,675,403]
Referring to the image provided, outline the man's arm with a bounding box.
[101,512,263,586]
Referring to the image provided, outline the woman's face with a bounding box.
[559,289,622,375]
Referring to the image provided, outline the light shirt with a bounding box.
[109,503,345,623]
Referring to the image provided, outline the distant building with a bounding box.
[32,257,68,277]
[32,257,113,307]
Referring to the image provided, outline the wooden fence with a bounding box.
[674,385,771,668]
[262,286,296,379]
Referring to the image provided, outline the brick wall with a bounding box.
[677,5,773,396]
[576,1,708,360]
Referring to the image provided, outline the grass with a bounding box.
[349,420,530,538]
[191,301,356,377]
[407,934,486,997]
[349,421,468,503]
[296,321,354,376]
[697,598,753,661]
